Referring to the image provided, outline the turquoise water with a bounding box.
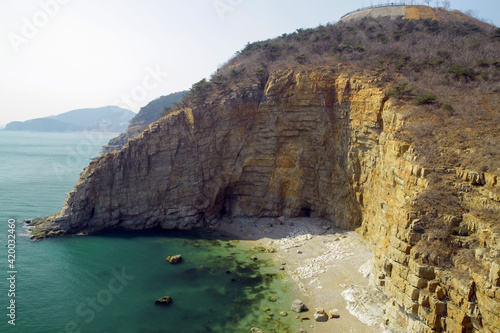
[0,131,295,333]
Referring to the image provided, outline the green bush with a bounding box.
[254,68,267,76]
[424,59,445,67]
[229,67,246,77]
[423,19,441,33]
[478,60,490,67]
[442,104,453,111]
[446,65,475,81]
[415,92,438,105]
[387,82,416,100]
[451,226,474,236]
[376,33,389,44]
[295,54,307,64]
[491,28,500,41]
[190,78,212,102]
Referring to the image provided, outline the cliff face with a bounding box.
[101,92,187,154]
[37,68,500,332]
[42,69,368,232]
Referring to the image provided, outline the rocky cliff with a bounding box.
[35,68,500,332]
[38,69,367,233]
[101,91,187,154]
[34,9,500,333]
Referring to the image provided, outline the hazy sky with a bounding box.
[1,0,499,127]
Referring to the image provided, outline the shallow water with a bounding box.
[0,131,297,332]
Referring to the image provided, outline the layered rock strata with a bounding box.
[37,69,500,332]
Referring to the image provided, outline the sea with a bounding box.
[0,131,296,333]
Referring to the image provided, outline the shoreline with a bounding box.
[218,217,389,333]
[26,216,390,332]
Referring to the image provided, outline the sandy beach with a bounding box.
[218,217,390,333]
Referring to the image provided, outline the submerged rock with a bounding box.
[155,296,173,306]
[166,254,182,264]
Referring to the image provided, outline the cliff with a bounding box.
[101,91,187,154]
[34,9,500,333]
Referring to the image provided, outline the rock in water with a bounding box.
[165,254,182,264]
[155,296,172,305]
[314,308,328,322]
[291,299,308,313]
[250,328,263,333]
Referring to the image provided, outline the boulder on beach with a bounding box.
[165,254,182,264]
[291,299,308,313]
[314,308,328,322]
[329,310,340,318]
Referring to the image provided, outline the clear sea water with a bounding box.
[0,131,296,333]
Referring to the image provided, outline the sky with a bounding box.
[1,0,499,127]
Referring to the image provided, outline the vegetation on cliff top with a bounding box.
[172,13,499,175]
[163,11,499,269]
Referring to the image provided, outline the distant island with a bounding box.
[4,106,135,133]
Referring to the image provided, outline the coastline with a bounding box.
[26,215,390,332]
[218,217,389,333]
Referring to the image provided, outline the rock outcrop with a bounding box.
[165,255,182,264]
[35,67,500,332]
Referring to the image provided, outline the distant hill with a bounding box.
[5,106,135,133]
[129,91,187,127]
[5,118,82,132]
[101,91,187,154]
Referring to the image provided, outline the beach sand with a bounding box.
[218,216,390,333]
